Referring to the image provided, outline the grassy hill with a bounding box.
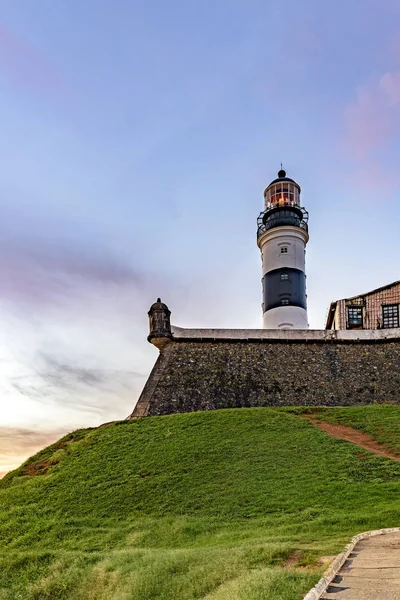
[1,406,399,600]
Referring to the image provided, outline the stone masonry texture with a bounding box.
[131,338,400,417]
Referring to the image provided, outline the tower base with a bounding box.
[263,306,308,329]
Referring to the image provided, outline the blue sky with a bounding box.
[1,0,400,474]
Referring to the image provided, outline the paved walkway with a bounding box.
[321,532,400,599]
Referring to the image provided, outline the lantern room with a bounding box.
[263,169,301,209]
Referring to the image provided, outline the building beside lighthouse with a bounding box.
[257,169,309,329]
[326,281,400,330]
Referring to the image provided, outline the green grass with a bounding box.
[0,406,400,599]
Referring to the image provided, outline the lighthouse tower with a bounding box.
[257,169,309,329]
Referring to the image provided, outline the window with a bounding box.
[280,247,288,254]
[265,182,299,207]
[347,306,363,329]
[281,299,289,305]
[382,304,399,328]
[281,273,289,280]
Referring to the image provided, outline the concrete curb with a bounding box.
[303,527,400,599]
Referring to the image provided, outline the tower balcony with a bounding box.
[257,204,309,239]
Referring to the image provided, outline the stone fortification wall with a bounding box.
[129,328,400,418]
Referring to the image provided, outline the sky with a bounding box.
[0,0,400,476]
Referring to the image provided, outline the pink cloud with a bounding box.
[0,21,63,95]
[345,70,400,161]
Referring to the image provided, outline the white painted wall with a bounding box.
[258,226,308,276]
[263,306,309,329]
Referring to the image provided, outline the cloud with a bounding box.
[38,352,144,395]
[0,20,63,95]
[0,427,70,478]
[39,354,109,388]
[0,230,161,436]
[341,62,400,193]
[345,70,400,161]
[0,236,147,311]
[10,353,145,413]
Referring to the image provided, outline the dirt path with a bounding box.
[304,417,400,463]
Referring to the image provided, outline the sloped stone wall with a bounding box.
[130,333,400,417]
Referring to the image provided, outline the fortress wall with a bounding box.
[129,329,400,417]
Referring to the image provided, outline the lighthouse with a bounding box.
[257,169,309,329]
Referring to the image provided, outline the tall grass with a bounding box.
[0,407,399,599]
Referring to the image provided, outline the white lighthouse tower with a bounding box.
[257,169,309,329]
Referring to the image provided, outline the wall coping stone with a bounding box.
[171,325,400,343]
[303,527,400,599]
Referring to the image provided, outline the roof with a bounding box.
[148,298,171,313]
[267,176,299,186]
[264,169,301,193]
[345,280,400,302]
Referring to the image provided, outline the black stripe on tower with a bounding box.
[262,268,306,313]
